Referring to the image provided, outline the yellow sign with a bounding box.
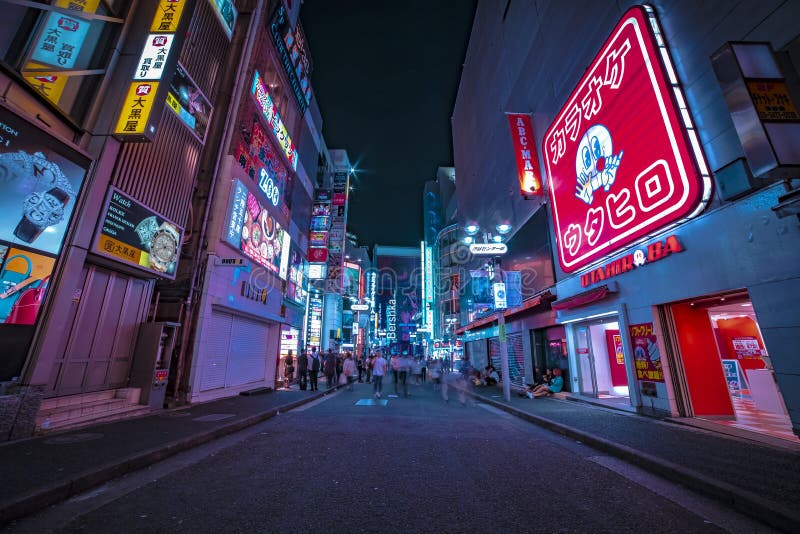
[166,91,181,114]
[56,0,100,10]
[96,234,143,265]
[746,80,799,121]
[23,62,68,105]
[150,0,187,33]
[114,81,160,135]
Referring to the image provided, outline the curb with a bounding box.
[474,394,799,532]
[0,387,341,526]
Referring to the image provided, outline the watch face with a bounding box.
[22,191,66,227]
[151,231,177,270]
[135,216,159,247]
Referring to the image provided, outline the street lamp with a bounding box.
[463,222,513,402]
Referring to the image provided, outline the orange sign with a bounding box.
[114,81,160,135]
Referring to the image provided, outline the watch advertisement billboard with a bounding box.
[0,104,90,379]
[225,180,289,278]
[95,187,184,278]
[542,6,710,274]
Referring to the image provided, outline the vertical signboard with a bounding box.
[114,0,191,141]
[542,6,711,273]
[326,171,349,293]
[269,4,313,114]
[507,113,542,197]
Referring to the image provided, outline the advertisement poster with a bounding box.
[166,64,212,141]
[342,262,360,300]
[286,245,307,306]
[0,113,88,255]
[0,104,90,378]
[722,359,747,395]
[542,6,709,273]
[95,188,183,278]
[732,336,762,359]
[0,247,56,325]
[225,180,289,278]
[629,322,664,382]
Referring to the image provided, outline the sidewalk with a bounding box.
[470,386,800,532]
[0,381,341,526]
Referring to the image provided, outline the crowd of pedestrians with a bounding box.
[283,347,514,406]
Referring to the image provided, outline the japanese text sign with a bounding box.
[114,82,160,135]
[31,12,91,70]
[629,322,664,382]
[543,6,709,273]
[134,34,173,81]
[507,113,542,197]
[251,71,298,170]
[151,0,186,33]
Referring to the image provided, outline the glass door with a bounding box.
[575,324,597,397]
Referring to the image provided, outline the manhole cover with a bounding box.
[355,399,388,406]
[192,413,235,422]
[44,432,104,445]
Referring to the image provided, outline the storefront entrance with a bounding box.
[669,291,795,442]
[572,315,630,403]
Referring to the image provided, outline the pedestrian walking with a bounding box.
[412,358,422,385]
[372,351,387,398]
[297,349,309,391]
[343,352,356,391]
[308,348,321,391]
[357,356,364,383]
[396,352,411,398]
[283,351,294,389]
[324,349,336,389]
[429,358,442,391]
[366,354,374,384]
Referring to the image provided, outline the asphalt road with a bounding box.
[9,381,773,534]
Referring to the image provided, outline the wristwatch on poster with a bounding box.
[149,222,180,273]
[14,187,71,243]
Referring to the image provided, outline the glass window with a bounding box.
[1,1,129,125]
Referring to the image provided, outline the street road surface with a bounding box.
[9,382,773,533]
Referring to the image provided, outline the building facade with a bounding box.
[0,0,327,438]
[452,1,800,441]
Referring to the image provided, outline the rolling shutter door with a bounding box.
[199,311,232,391]
[489,334,526,388]
[226,316,269,386]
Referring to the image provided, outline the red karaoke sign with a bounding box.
[542,5,709,273]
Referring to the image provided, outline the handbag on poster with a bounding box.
[6,275,49,325]
[0,254,34,322]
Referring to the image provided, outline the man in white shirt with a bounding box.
[372,350,387,398]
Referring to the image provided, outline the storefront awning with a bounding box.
[503,290,556,319]
[551,284,615,311]
[455,290,556,334]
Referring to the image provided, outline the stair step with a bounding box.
[37,405,152,433]
[37,398,129,421]
[40,390,117,411]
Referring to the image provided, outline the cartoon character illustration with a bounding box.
[575,124,623,205]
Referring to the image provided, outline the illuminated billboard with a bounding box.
[542,6,711,273]
[225,180,290,278]
[251,71,298,170]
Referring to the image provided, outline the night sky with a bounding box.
[301,1,477,248]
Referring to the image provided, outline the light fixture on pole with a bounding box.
[462,221,513,402]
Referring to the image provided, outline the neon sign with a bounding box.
[507,113,542,197]
[251,71,298,170]
[543,6,711,274]
[580,234,683,287]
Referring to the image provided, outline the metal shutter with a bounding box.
[489,334,526,388]
[199,311,233,391]
[226,316,269,387]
